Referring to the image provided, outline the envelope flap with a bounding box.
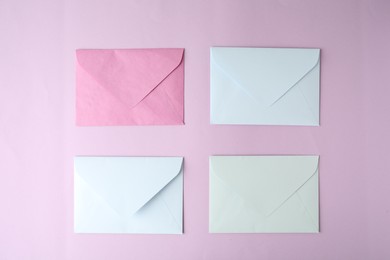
[210,156,318,217]
[74,157,183,216]
[76,49,184,108]
[211,47,320,106]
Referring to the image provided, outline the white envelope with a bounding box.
[74,156,183,234]
[209,155,319,233]
[210,47,320,126]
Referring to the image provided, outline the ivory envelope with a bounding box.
[209,156,319,233]
[76,48,184,126]
[74,156,183,234]
[210,47,320,126]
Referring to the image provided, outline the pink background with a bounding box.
[1,0,389,259]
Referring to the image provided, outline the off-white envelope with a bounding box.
[74,156,183,234]
[209,156,319,233]
[210,47,320,126]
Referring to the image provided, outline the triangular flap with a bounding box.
[74,156,183,216]
[210,156,318,217]
[76,48,184,108]
[210,47,320,106]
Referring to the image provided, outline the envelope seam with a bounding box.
[130,53,184,109]
[296,63,320,123]
[296,191,319,231]
[211,56,260,104]
[210,164,266,219]
[210,168,265,232]
[269,56,320,107]
[133,165,183,216]
[161,197,182,232]
[160,73,184,122]
[266,166,319,218]
[75,171,122,217]
[77,65,132,109]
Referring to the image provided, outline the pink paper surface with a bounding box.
[76,49,184,125]
[1,0,390,259]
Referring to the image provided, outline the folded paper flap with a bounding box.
[76,49,184,108]
[74,156,183,216]
[210,156,319,217]
[211,47,320,106]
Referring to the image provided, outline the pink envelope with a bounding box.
[76,48,184,126]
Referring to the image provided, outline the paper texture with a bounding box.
[74,156,184,234]
[76,48,184,126]
[210,47,320,126]
[209,155,319,233]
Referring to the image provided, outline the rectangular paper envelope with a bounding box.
[74,156,183,234]
[210,47,320,126]
[76,48,184,126]
[209,156,319,233]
